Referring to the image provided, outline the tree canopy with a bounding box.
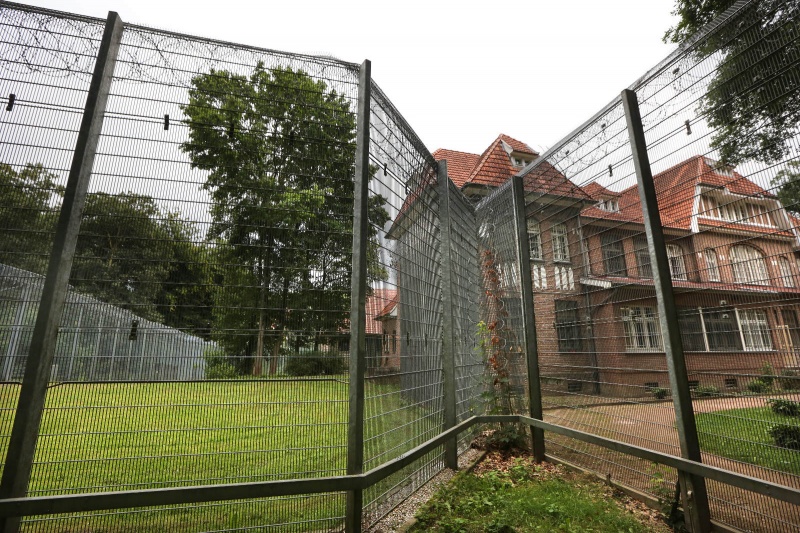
[181,63,387,375]
[0,163,62,274]
[665,0,800,164]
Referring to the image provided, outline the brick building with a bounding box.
[376,133,800,396]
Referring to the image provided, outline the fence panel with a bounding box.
[360,79,446,525]
[632,2,800,530]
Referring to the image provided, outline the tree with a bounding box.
[72,192,211,325]
[0,163,63,273]
[665,1,800,164]
[181,63,387,375]
[772,160,800,215]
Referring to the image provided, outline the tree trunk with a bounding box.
[269,273,291,375]
[253,237,274,376]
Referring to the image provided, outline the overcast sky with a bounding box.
[22,0,680,156]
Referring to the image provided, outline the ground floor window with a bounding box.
[621,306,663,351]
[556,300,582,352]
[677,306,773,352]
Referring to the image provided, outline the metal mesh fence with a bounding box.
[361,80,445,522]
[1,0,799,531]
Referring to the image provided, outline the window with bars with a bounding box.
[666,244,687,280]
[621,306,663,351]
[730,245,769,285]
[779,256,794,287]
[527,219,542,260]
[678,306,774,352]
[556,300,581,352]
[704,248,720,282]
[601,233,627,276]
[738,309,773,351]
[552,223,570,262]
[701,195,774,226]
[634,236,652,278]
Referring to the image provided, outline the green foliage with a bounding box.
[651,387,670,400]
[0,163,63,273]
[204,347,241,379]
[181,64,388,375]
[411,462,655,533]
[773,162,800,215]
[770,424,800,450]
[284,351,346,376]
[779,369,800,391]
[665,0,800,165]
[693,385,719,398]
[746,379,770,394]
[696,406,800,474]
[760,362,775,386]
[648,462,675,501]
[768,398,800,417]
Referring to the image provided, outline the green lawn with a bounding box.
[410,457,666,533]
[695,406,800,475]
[0,379,431,532]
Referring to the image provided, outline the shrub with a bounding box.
[760,362,775,386]
[746,379,770,393]
[204,347,241,379]
[651,387,669,400]
[485,423,528,451]
[694,386,720,398]
[284,351,346,376]
[779,369,800,391]
[768,398,800,417]
[769,424,800,450]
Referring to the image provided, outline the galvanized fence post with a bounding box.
[621,88,712,533]
[510,175,545,461]
[0,11,124,533]
[437,160,458,470]
[346,59,371,533]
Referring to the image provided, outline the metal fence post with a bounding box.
[437,160,458,470]
[346,59,371,533]
[511,175,545,461]
[0,11,124,533]
[621,88,712,533]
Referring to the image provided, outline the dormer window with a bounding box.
[700,194,774,226]
[596,198,619,212]
[512,156,530,168]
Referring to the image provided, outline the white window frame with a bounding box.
[736,308,773,351]
[555,265,574,290]
[527,220,543,261]
[779,256,794,288]
[622,306,663,351]
[666,244,687,280]
[730,245,769,285]
[552,223,570,262]
[704,249,720,282]
[532,263,547,289]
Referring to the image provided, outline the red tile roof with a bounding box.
[432,148,480,188]
[583,182,621,199]
[581,155,777,231]
[365,288,397,335]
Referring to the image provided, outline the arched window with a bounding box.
[730,245,768,285]
[527,220,542,260]
[704,249,720,282]
[666,244,687,280]
[779,256,794,288]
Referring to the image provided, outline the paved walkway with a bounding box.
[543,393,800,532]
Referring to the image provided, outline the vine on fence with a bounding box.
[477,247,526,449]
